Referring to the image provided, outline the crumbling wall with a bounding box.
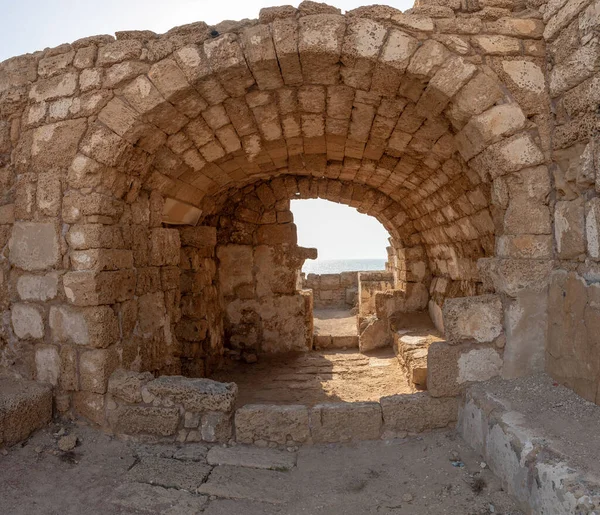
[304,272,358,309]
[176,226,224,377]
[543,0,600,396]
[204,183,314,357]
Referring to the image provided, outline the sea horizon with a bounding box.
[302,258,387,275]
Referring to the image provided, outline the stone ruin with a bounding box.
[0,0,599,492]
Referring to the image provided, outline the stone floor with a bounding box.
[313,308,358,337]
[0,422,524,515]
[211,348,414,407]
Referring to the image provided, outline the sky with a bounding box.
[0,0,408,261]
[292,200,389,260]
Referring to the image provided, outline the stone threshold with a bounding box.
[104,369,458,447]
[459,374,600,514]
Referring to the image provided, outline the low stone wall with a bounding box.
[358,271,394,317]
[303,272,358,309]
[106,370,237,443]
[234,393,458,446]
[102,369,457,446]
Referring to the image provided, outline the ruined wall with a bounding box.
[204,183,314,356]
[304,271,358,308]
[543,0,600,399]
[358,271,395,318]
[176,225,224,377]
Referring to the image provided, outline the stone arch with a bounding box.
[0,1,552,427]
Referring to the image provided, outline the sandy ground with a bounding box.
[313,308,358,336]
[0,422,524,515]
[211,348,415,407]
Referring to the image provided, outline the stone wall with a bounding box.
[358,271,395,318]
[203,184,315,356]
[303,271,358,309]
[543,0,600,396]
[0,0,573,424]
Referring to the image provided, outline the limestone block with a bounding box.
[63,270,136,306]
[503,199,551,235]
[470,133,544,180]
[472,35,521,55]
[108,369,154,404]
[427,341,503,397]
[148,228,180,266]
[234,404,310,444]
[217,244,254,297]
[35,345,60,386]
[241,24,284,90]
[204,33,255,97]
[496,235,553,259]
[207,445,296,470]
[555,198,585,259]
[456,104,527,160]
[11,303,44,340]
[478,257,553,297]
[62,191,124,223]
[256,222,298,245]
[0,378,52,446]
[17,272,59,301]
[549,42,600,97]
[70,249,134,271]
[179,226,217,249]
[587,198,600,260]
[380,392,458,433]
[9,222,60,271]
[30,119,87,171]
[49,305,119,347]
[359,317,391,352]
[80,348,118,394]
[110,406,180,436]
[29,72,78,102]
[406,40,449,78]
[447,72,503,127]
[73,391,106,426]
[201,411,232,443]
[146,376,237,413]
[309,402,382,442]
[502,289,547,378]
[66,224,126,250]
[97,40,143,66]
[500,60,545,96]
[298,14,346,84]
[442,294,503,344]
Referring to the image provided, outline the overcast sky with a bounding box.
[0,0,409,260]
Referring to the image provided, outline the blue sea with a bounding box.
[302,259,387,274]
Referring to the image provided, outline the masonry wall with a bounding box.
[204,183,314,356]
[543,0,600,401]
[304,272,358,308]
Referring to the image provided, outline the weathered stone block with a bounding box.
[146,376,237,412]
[35,345,60,385]
[50,305,119,347]
[201,411,232,443]
[108,369,154,404]
[149,228,180,266]
[73,391,106,426]
[555,198,585,260]
[427,341,503,397]
[63,270,136,306]
[110,406,180,436]
[9,222,60,271]
[256,223,297,245]
[11,303,44,340]
[235,404,310,444]
[380,392,458,433]
[16,273,59,301]
[310,402,382,442]
[179,226,217,249]
[0,378,52,446]
[443,294,503,344]
[80,348,118,394]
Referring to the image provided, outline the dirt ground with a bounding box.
[211,348,415,407]
[0,422,524,515]
[313,308,358,337]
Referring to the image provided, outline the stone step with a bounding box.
[234,393,458,446]
[313,334,359,349]
[0,377,52,447]
[459,374,600,514]
[207,445,296,471]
